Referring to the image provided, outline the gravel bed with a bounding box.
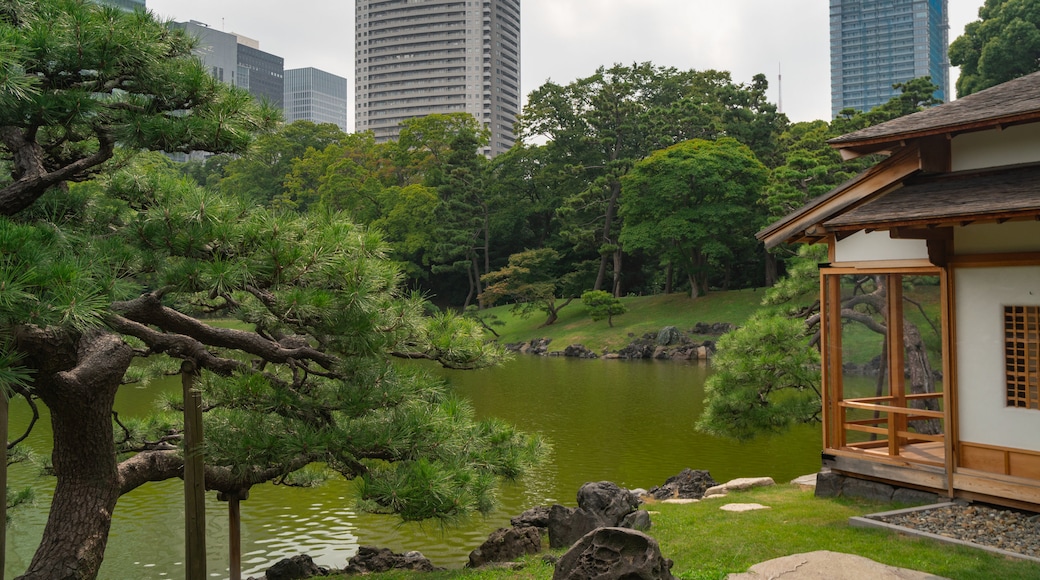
[877,503,1040,558]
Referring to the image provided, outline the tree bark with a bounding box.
[14,329,134,580]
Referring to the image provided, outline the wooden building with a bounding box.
[758,71,1040,509]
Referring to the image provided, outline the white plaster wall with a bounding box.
[955,221,1040,254]
[952,123,1040,172]
[834,231,928,263]
[955,266,1040,451]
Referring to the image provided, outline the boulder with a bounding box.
[468,526,542,568]
[548,505,602,549]
[655,326,684,346]
[343,546,440,574]
[620,509,652,531]
[563,344,598,358]
[648,468,718,500]
[552,527,675,580]
[577,481,640,524]
[263,554,328,580]
[511,505,551,528]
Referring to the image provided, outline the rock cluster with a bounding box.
[343,546,441,574]
[503,323,734,361]
[552,527,675,580]
[647,468,718,500]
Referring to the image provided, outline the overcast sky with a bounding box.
[147,0,984,130]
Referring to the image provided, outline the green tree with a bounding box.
[480,248,579,326]
[950,0,1040,96]
[220,121,347,206]
[580,290,626,327]
[0,4,543,577]
[619,138,768,298]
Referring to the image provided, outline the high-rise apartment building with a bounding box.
[355,0,521,157]
[172,21,284,108]
[285,68,349,132]
[830,0,949,117]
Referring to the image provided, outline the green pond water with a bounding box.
[4,355,822,579]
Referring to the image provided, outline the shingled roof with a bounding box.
[829,71,1040,155]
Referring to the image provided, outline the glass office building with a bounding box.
[355,0,521,157]
[284,68,349,132]
[830,0,949,117]
[172,21,284,109]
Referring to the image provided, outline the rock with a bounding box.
[703,477,775,496]
[648,468,718,500]
[553,527,676,580]
[620,510,652,531]
[725,550,949,579]
[563,344,598,358]
[548,504,602,549]
[467,526,542,568]
[511,505,551,528]
[719,503,770,512]
[505,338,552,355]
[577,481,640,524]
[661,498,700,504]
[814,469,843,498]
[656,326,685,346]
[690,322,736,336]
[790,473,817,489]
[842,477,894,502]
[344,546,441,574]
[264,554,328,580]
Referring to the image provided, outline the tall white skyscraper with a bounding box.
[355,0,521,157]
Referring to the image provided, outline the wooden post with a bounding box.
[887,275,907,456]
[218,489,249,580]
[182,360,206,580]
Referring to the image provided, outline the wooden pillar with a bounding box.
[886,275,906,456]
[182,361,206,580]
[821,270,844,450]
[218,489,249,580]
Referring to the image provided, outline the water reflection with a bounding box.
[5,356,821,578]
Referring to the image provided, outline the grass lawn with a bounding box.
[479,289,766,354]
[322,485,1040,580]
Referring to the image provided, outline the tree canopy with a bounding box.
[950,0,1040,96]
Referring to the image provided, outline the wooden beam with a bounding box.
[183,361,207,580]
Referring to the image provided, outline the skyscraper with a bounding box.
[172,21,284,108]
[830,0,949,117]
[355,0,521,157]
[285,68,349,132]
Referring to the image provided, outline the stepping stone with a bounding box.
[790,473,817,489]
[660,498,699,505]
[720,503,770,512]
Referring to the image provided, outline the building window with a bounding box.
[1005,305,1040,409]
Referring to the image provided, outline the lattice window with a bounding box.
[1005,305,1040,409]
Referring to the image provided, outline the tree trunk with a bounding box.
[594,180,622,291]
[15,329,134,580]
[612,246,622,298]
[764,251,778,287]
[665,262,674,294]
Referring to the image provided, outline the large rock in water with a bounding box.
[263,554,328,580]
[467,525,542,568]
[343,546,440,574]
[648,468,718,500]
[552,527,676,580]
[511,505,551,528]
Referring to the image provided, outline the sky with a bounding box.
[146,0,985,130]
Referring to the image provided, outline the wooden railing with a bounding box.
[839,393,945,457]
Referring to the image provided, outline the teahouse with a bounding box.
[759,72,1040,509]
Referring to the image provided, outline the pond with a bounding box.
[4,356,821,579]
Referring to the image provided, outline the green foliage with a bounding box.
[951,0,1040,96]
[480,248,580,326]
[697,313,821,441]
[619,138,768,298]
[580,290,626,326]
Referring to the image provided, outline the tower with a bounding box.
[284,68,349,132]
[355,0,521,157]
[830,0,949,117]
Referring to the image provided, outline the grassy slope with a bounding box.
[325,485,1040,580]
[479,289,766,354]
